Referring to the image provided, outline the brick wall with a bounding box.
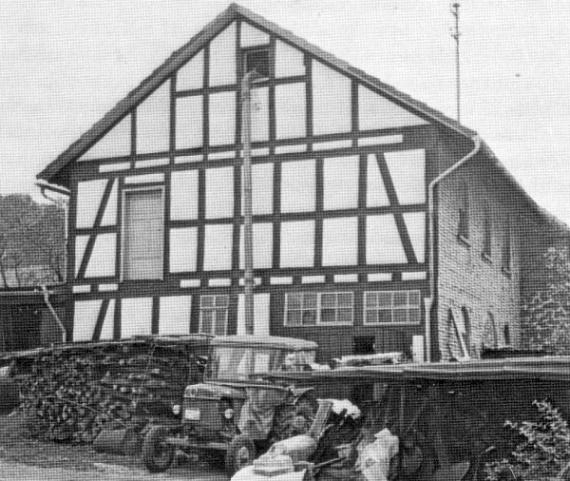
[436,154,522,360]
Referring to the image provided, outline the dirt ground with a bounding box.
[0,411,227,481]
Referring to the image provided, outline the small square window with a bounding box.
[245,48,270,77]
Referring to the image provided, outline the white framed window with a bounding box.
[284,292,354,327]
[121,187,164,280]
[364,290,421,325]
[199,294,230,335]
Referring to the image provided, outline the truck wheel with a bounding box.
[225,434,256,475]
[142,426,175,473]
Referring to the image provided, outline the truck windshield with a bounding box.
[205,346,316,382]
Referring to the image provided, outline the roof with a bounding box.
[265,356,570,384]
[37,3,475,184]
[36,3,569,234]
[210,335,318,350]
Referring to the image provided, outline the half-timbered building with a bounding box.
[37,4,568,362]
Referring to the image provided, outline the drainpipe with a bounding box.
[426,134,481,362]
[40,284,67,343]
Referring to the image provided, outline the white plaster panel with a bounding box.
[366,154,390,207]
[280,159,315,213]
[101,179,118,226]
[170,170,199,220]
[251,87,269,142]
[239,223,273,269]
[384,149,426,204]
[136,81,170,154]
[80,115,131,160]
[203,224,233,271]
[366,214,407,264]
[313,140,352,151]
[180,279,200,288]
[85,233,116,278]
[274,144,306,154]
[135,157,169,169]
[72,285,91,294]
[209,23,236,87]
[209,151,235,161]
[159,296,191,335]
[358,134,403,147]
[99,299,115,340]
[270,276,293,285]
[301,275,325,284]
[275,40,305,78]
[121,297,152,338]
[99,162,130,173]
[124,173,164,184]
[241,162,273,215]
[322,217,358,266]
[73,300,102,341]
[176,95,203,149]
[206,166,234,218]
[358,85,427,131]
[169,227,198,273]
[323,155,359,210]
[209,278,231,287]
[209,91,236,146]
[280,220,314,268]
[76,179,107,229]
[275,83,306,139]
[240,22,269,47]
[237,293,270,336]
[177,51,204,91]
[175,154,203,164]
[403,212,426,263]
[75,235,89,277]
[312,61,352,135]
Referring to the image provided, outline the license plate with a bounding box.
[184,408,200,421]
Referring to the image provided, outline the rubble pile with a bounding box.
[17,336,209,444]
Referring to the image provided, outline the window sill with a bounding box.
[457,234,471,247]
[481,252,492,264]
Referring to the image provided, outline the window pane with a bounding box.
[378,310,392,323]
[201,296,214,308]
[321,293,336,308]
[409,308,421,324]
[394,291,407,307]
[304,293,318,309]
[378,292,392,307]
[338,308,353,324]
[365,293,377,308]
[287,311,302,326]
[287,294,302,310]
[366,309,378,324]
[338,293,352,307]
[393,308,407,324]
[302,310,317,326]
[201,311,213,333]
[409,291,421,306]
[321,308,336,323]
[214,312,226,335]
[215,295,229,307]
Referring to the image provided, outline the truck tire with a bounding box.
[142,426,175,473]
[225,434,256,475]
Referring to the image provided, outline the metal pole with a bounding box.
[241,71,255,335]
[451,2,461,123]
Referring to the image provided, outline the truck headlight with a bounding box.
[224,408,234,420]
[172,404,181,415]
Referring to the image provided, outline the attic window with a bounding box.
[244,48,270,77]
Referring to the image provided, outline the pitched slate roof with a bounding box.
[37,2,475,183]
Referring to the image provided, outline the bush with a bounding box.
[485,400,570,480]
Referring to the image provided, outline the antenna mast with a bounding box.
[451,2,461,122]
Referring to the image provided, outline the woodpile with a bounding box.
[15,335,210,444]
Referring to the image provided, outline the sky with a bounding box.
[2,0,570,223]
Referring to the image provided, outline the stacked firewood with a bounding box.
[18,336,210,444]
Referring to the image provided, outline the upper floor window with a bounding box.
[244,47,270,77]
[483,204,492,259]
[502,218,512,272]
[482,312,498,349]
[364,290,421,325]
[122,187,164,280]
[199,295,230,335]
[284,292,354,327]
[458,183,469,241]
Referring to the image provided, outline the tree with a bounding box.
[522,247,570,354]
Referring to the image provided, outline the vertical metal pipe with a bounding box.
[241,72,255,335]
